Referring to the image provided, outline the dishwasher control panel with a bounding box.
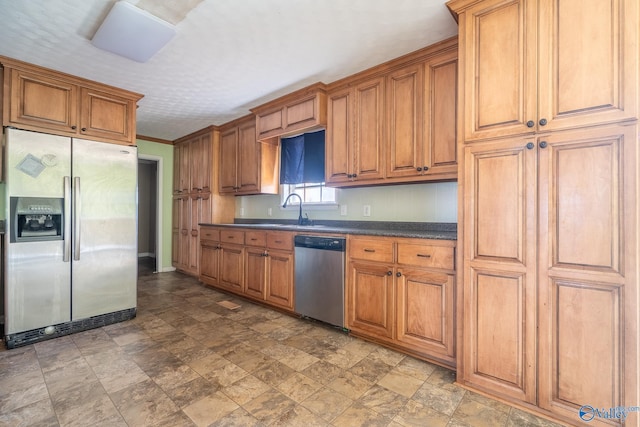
[294,235,346,251]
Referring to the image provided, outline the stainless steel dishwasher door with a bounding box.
[294,236,346,328]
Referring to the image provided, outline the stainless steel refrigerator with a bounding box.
[4,128,137,348]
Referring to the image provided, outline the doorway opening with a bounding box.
[138,155,163,274]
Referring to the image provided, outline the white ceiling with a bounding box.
[0,0,458,141]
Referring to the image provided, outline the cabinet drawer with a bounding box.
[200,227,220,242]
[245,230,267,247]
[349,238,394,263]
[220,230,245,245]
[397,243,454,270]
[267,232,293,251]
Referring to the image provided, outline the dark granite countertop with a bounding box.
[200,220,457,241]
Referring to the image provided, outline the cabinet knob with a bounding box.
[539,141,548,149]
[81,128,87,132]
[416,167,422,172]
[396,271,402,277]
[71,125,77,130]
[539,118,548,126]
[526,142,535,150]
[423,166,429,172]
[526,120,535,128]
[352,173,357,179]
[386,271,392,276]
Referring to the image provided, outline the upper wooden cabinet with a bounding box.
[1,56,142,145]
[326,76,386,185]
[251,83,327,140]
[451,0,638,142]
[325,37,458,187]
[218,115,279,195]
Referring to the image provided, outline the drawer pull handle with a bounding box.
[275,240,283,243]
[364,249,376,253]
[417,254,432,258]
[228,236,234,239]
[250,238,257,241]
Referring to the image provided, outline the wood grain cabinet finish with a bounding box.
[172,127,234,276]
[450,0,639,422]
[252,83,327,140]
[1,57,142,145]
[218,115,278,195]
[199,227,295,312]
[325,38,458,187]
[456,0,637,142]
[347,235,456,367]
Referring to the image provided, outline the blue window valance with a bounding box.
[280,130,325,184]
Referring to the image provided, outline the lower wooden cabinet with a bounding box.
[347,235,456,367]
[199,226,294,312]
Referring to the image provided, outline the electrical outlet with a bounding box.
[340,205,347,216]
[363,205,371,217]
[268,207,272,216]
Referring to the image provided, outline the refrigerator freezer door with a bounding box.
[71,138,137,319]
[4,128,72,334]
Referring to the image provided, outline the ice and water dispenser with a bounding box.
[10,197,64,243]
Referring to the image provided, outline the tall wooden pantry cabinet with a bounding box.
[447,0,639,425]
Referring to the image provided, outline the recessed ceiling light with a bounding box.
[91,1,176,63]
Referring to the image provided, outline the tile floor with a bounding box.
[0,259,564,426]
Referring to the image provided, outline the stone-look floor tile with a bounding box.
[37,345,84,373]
[301,360,344,385]
[242,388,297,425]
[452,395,509,427]
[148,363,201,391]
[150,410,197,427]
[376,368,426,398]
[213,407,264,427]
[275,372,323,403]
[465,390,512,415]
[42,357,99,395]
[332,402,391,427]
[395,356,437,381]
[202,360,249,388]
[271,405,329,427]
[393,399,450,427]
[350,355,395,383]
[0,397,59,427]
[110,379,179,426]
[221,374,271,405]
[0,378,49,414]
[163,377,219,408]
[260,343,319,372]
[368,347,406,367]
[222,343,275,373]
[301,387,353,422]
[182,391,239,427]
[90,356,149,393]
[412,381,466,416]
[427,366,459,390]
[358,384,409,419]
[187,352,227,376]
[323,347,367,369]
[251,359,295,387]
[34,335,76,357]
[506,408,566,427]
[327,371,373,400]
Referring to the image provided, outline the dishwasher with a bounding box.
[294,235,346,328]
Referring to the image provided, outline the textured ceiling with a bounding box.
[0,0,457,141]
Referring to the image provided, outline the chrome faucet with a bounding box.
[282,193,311,225]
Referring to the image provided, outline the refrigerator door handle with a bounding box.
[73,177,81,261]
[63,176,72,262]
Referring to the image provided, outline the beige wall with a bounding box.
[235,181,457,223]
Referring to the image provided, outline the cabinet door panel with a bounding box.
[425,54,457,175]
[245,247,266,300]
[238,121,260,193]
[461,0,537,140]
[266,250,294,309]
[326,88,353,184]
[191,133,212,193]
[219,245,243,292]
[80,88,133,143]
[347,262,394,339]
[355,78,385,180]
[387,65,423,178]
[200,244,220,285]
[219,128,238,193]
[538,0,637,131]
[10,70,78,132]
[396,269,455,361]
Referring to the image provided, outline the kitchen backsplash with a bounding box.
[235,181,457,223]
